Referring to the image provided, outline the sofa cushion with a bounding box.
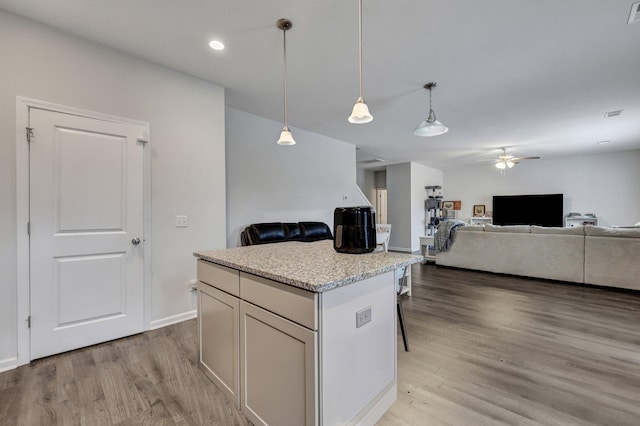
[459,225,484,232]
[484,224,530,233]
[248,223,287,244]
[531,225,585,235]
[585,226,640,238]
[299,222,333,242]
[283,222,302,240]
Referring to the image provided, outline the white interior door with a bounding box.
[29,107,146,360]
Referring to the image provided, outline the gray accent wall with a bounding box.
[386,163,412,251]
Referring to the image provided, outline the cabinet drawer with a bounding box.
[240,272,318,330]
[198,260,240,296]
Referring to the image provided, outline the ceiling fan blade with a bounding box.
[510,156,540,161]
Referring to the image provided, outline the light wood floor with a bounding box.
[2,264,639,425]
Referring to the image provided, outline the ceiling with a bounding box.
[1,0,639,170]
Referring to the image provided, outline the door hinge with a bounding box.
[26,127,34,143]
[27,316,31,328]
[27,221,31,235]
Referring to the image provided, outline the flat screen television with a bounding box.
[492,194,563,227]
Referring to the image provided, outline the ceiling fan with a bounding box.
[493,148,540,171]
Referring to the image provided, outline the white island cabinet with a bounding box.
[195,240,422,426]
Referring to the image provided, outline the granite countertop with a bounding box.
[194,240,423,293]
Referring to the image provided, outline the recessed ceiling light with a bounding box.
[596,140,610,145]
[209,40,225,50]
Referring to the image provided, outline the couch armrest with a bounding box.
[247,223,287,245]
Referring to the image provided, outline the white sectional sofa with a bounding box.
[584,226,640,290]
[436,224,640,291]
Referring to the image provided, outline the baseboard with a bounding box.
[0,312,198,373]
[0,357,18,373]
[350,381,397,426]
[388,246,412,253]
[149,309,197,330]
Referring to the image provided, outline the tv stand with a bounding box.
[565,216,599,227]
[469,217,492,226]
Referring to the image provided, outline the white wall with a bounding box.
[444,150,640,227]
[411,163,443,251]
[357,168,376,207]
[0,11,226,367]
[225,108,368,247]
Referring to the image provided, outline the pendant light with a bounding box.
[414,82,448,137]
[348,0,373,124]
[277,18,295,145]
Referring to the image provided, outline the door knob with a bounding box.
[132,237,141,245]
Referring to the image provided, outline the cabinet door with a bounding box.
[240,301,317,426]
[198,282,240,407]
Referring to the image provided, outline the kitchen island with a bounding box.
[194,240,423,426]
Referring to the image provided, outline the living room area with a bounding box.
[357,150,640,424]
[358,149,640,254]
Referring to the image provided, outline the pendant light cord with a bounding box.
[358,0,363,99]
[283,26,289,128]
[429,89,433,111]
[429,87,434,120]
[427,83,437,122]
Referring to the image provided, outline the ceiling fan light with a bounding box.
[414,119,449,137]
[495,161,506,169]
[506,161,515,168]
[348,97,373,124]
[277,127,296,145]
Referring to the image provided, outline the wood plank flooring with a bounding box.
[0,319,250,426]
[1,264,639,425]
[382,264,640,426]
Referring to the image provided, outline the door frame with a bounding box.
[15,97,151,367]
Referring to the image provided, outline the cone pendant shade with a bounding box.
[414,119,448,137]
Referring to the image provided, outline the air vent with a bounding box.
[596,140,611,145]
[629,2,640,24]
[604,109,623,118]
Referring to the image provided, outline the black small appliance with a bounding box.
[333,206,376,254]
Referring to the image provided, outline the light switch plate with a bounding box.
[176,215,188,227]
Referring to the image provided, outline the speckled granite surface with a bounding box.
[194,240,423,293]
